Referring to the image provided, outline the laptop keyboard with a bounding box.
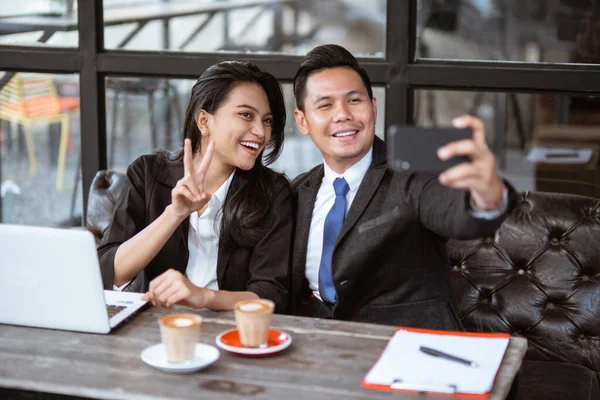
[106,304,127,318]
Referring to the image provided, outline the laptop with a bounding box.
[0,224,148,334]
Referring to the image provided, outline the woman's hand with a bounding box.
[170,138,215,220]
[141,269,213,309]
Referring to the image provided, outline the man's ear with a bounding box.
[294,109,310,136]
[371,97,378,120]
[195,110,210,135]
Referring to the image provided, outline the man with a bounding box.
[290,44,516,329]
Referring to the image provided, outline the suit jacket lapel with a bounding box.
[216,242,231,285]
[292,166,323,299]
[337,138,388,244]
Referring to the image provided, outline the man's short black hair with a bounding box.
[293,44,373,111]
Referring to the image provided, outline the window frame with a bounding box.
[0,1,598,221]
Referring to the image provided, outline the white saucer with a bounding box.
[141,343,219,374]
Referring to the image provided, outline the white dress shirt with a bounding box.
[306,149,373,300]
[305,146,508,300]
[185,171,235,290]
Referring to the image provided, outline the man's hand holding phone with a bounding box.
[437,115,505,211]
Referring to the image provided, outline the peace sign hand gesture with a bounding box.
[170,138,214,220]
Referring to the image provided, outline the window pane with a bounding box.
[106,77,385,179]
[103,0,386,57]
[414,89,600,199]
[417,0,600,64]
[0,72,82,225]
[0,1,78,48]
[106,76,191,169]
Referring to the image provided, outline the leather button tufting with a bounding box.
[446,191,600,385]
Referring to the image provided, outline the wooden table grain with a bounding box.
[0,308,527,400]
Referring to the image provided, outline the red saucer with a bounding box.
[215,328,292,356]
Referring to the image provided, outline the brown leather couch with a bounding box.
[87,170,126,243]
[89,170,600,399]
[447,191,600,400]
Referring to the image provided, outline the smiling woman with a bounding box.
[96,61,293,313]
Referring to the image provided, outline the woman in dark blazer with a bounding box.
[98,61,292,313]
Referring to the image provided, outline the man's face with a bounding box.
[294,67,377,174]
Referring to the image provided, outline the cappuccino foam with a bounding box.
[239,302,265,312]
[173,318,194,327]
[161,314,201,329]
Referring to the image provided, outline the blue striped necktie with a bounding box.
[318,177,350,305]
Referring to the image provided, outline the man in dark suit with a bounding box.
[289,44,517,329]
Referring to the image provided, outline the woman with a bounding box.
[98,61,291,312]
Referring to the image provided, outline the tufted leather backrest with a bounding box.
[86,170,126,243]
[447,191,600,373]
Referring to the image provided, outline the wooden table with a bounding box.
[0,308,527,400]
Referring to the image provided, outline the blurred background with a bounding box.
[1,0,599,226]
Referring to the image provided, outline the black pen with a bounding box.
[419,346,479,368]
[546,152,579,158]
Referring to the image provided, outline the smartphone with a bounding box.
[387,126,473,173]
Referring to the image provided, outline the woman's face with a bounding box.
[199,82,274,172]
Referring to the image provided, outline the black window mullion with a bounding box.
[0,48,80,72]
[96,51,391,84]
[406,63,600,94]
[387,0,413,67]
[78,0,106,222]
[385,0,415,132]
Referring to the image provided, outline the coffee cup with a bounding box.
[159,313,202,363]
[233,299,274,348]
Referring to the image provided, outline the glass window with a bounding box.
[414,89,600,199]
[0,72,82,225]
[417,0,600,64]
[106,76,191,170]
[0,1,78,48]
[106,76,385,179]
[103,0,386,57]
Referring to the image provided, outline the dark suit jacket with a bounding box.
[290,137,517,328]
[98,154,292,312]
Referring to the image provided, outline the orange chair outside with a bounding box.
[0,73,80,191]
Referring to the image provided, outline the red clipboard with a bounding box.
[360,326,511,399]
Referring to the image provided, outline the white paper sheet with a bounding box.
[526,147,593,164]
[364,329,509,395]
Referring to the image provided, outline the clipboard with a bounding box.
[361,326,510,399]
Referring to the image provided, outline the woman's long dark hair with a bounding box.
[168,61,286,248]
